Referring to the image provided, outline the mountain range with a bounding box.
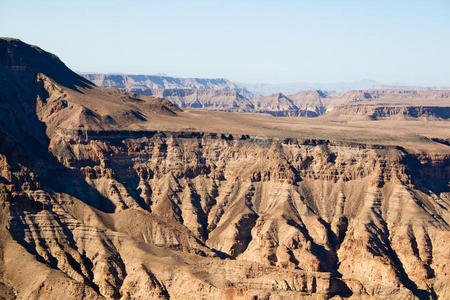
[82,73,450,119]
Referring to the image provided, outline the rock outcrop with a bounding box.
[324,105,450,120]
[322,90,450,120]
[138,88,255,111]
[1,38,450,299]
[83,73,255,99]
[82,73,450,120]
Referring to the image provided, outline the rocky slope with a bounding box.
[324,90,450,120]
[324,105,450,121]
[82,73,450,120]
[83,73,242,91]
[81,73,332,116]
[133,88,255,111]
[83,73,255,99]
[252,93,299,116]
[1,38,450,299]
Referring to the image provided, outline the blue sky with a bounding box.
[1,0,449,85]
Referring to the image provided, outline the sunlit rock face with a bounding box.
[84,73,450,120]
[0,38,449,299]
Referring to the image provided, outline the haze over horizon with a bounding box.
[1,0,449,86]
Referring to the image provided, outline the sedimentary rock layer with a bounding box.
[1,38,449,299]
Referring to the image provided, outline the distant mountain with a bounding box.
[139,88,255,112]
[252,93,298,116]
[239,79,378,95]
[80,73,333,115]
[82,73,450,120]
[322,89,450,120]
[373,84,450,91]
[288,90,328,116]
[82,73,255,99]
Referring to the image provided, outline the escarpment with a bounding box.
[83,73,450,120]
[7,125,449,299]
[326,105,450,120]
[1,38,449,299]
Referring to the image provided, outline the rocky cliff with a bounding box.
[2,129,450,299]
[135,88,255,111]
[324,105,450,121]
[82,73,450,120]
[323,90,450,121]
[1,38,450,300]
[82,73,255,99]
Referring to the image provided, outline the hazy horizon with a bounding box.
[1,0,449,86]
[77,73,449,89]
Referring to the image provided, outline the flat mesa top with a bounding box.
[1,37,448,155]
[125,108,450,154]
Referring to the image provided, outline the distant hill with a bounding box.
[81,73,450,120]
[240,79,379,95]
[80,73,333,115]
[82,73,255,98]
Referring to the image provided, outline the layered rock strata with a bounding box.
[1,37,449,299]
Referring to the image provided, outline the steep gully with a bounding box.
[3,119,449,298]
[1,38,449,298]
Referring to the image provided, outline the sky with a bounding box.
[1,0,449,86]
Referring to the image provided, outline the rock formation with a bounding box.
[83,73,255,99]
[1,38,449,299]
[82,74,450,120]
[136,88,255,112]
[323,90,450,120]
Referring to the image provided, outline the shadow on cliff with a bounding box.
[366,220,436,300]
[401,152,449,195]
[0,64,117,296]
[286,218,353,298]
[0,68,116,213]
[401,152,449,228]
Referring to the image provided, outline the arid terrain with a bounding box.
[0,38,449,300]
[83,73,450,120]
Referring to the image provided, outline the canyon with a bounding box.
[83,73,450,120]
[0,38,449,300]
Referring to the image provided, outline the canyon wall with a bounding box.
[2,128,449,299]
[1,38,449,300]
[82,74,450,120]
